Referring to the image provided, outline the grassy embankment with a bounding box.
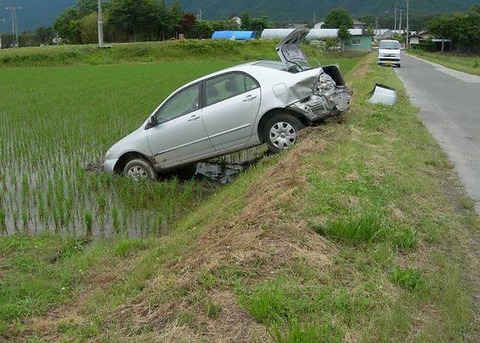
[1,41,479,342]
[408,49,480,76]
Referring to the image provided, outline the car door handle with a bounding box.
[243,95,258,102]
[188,114,200,122]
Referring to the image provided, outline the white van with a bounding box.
[377,40,401,67]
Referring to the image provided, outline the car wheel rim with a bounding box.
[127,165,149,179]
[269,121,297,149]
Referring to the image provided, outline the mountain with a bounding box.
[0,0,477,33]
[175,0,479,23]
[1,0,75,32]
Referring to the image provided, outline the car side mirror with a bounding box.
[145,115,157,130]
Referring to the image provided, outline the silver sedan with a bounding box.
[103,29,350,179]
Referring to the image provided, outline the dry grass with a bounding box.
[94,130,337,342]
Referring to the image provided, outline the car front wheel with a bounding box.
[263,114,304,153]
[123,158,157,180]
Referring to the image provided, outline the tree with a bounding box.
[427,7,480,53]
[80,12,99,44]
[77,0,98,17]
[323,8,353,29]
[168,0,184,38]
[249,16,272,32]
[35,27,55,45]
[337,25,351,50]
[240,13,251,30]
[54,7,81,43]
[181,13,196,37]
[190,20,213,39]
[107,0,161,41]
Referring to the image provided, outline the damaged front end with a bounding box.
[288,65,350,122]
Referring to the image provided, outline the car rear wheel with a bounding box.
[263,114,304,153]
[123,158,157,180]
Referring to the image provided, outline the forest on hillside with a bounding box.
[1,0,477,32]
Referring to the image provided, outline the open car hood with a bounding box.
[276,29,310,72]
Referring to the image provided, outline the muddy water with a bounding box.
[0,147,266,238]
[194,147,267,184]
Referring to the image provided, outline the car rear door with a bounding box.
[201,72,261,152]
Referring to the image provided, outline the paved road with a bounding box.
[395,54,480,214]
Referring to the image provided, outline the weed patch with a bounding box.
[391,266,426,291]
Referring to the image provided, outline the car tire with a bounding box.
[263,114,304,153]
[123,158,157,180]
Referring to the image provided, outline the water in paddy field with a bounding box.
[194,147,266,184]
[0,146,266,238]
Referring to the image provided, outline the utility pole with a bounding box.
[0,18,5,49]
[97,0,104,48]
[197,9,203,21]
[398,9,403,33]
[394,4,397,32]
[5,6,21,47]
[405,0,410,49]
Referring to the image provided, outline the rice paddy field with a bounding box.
[0,60,238,237]
[0,44,362,238]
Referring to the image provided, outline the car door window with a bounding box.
[205,73,259,106]
[155,84,200,124]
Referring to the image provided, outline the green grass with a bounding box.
[0,44,478,342]
[0,39,364,68]
[0,42,363,339]
[409,49,480,76]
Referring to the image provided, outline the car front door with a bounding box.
[146,83,214,168]
[201,72,261,152]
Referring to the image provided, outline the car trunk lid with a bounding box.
[276,29,310,72]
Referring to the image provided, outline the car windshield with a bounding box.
[379,41,401,49]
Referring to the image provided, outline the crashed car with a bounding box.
[103,29,350,179]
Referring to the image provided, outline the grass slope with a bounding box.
[1,49,479,342]
[409,50,480,76]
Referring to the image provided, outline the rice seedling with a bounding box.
[0,62,231,238]
[0,46,362,239]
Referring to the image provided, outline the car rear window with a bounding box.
[252,61,288,71]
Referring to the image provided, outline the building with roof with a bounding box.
[211,31,256,40]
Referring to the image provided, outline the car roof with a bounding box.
[176,60,288,88]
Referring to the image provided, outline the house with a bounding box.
[344,31,374,51]
[314,20,365,30]
[353,20,366,30]
[408,33,422,46]
[230,16,242,27]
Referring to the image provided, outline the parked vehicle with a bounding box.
[103,29,350,179]
[377,39,402,67]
